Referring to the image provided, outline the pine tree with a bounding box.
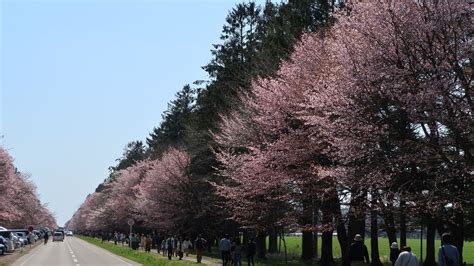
[108,141,146,173]
[146,85,195,158]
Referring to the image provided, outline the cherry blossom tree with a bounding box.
[213,35,341,259]
[67,1,471,263]
[215,0,471,263]
[0,148,20,225]
[137,148,221,237]
[136,148,193,232]
[302,0,472,263]
[0,147,57,228]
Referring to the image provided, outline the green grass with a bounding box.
[78,236,197,266]
[78,235,473,266]
[271,236,474,264]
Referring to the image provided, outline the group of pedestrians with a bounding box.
[348,233,460,266]
[160,235,193,260]
[219,235,256,266]
[96,230,461,266]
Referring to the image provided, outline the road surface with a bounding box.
[12,237,140,266]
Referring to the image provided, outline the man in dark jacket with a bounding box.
[195,234,207,264]
[246,238,256,266]
[349,234,370,265]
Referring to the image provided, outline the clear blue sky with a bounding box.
[1,0,262,226]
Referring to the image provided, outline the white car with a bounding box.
[52,232,64,242]
[0,234,14,252]
[10,233,22,248]
[66,231,73,236]
[14,233,28,246]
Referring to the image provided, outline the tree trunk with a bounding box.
[371,195,382,266]
[320,202,334,266]
[257,231,267,259]
[280,232,288,265]
[302,200,314,259]
[450,211,464,266]
[302,230,314,260]
[268,227,278,254]
[321,230,333,266]
[345,191,366,266]
[332,193,348,260]
[424,220,436,266]
[314,204,320,260]
[243,230,250,252]
[383,207,397,246]
[279,233,281,253]
[400,200,407,247]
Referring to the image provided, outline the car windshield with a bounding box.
[0,232,12,238]
[54,233,62,236]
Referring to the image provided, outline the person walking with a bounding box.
[43,231,49,245]
[390,242,400,266]
[348,234,370,265]
[28,231,36,245]
[395,246,418,266]
[438,233,459,266]
[232,238,243,266]
[220,234,232,266]
[145,235,152,253]
[172,236,178,257]
[140,234,145,250]
[130,233,139,250]
[183,237,192,257]
[195,234,207,264]
[161,238,167,256]
[176,237,184,260]
[246,238,256,266]
[166,236,174,260]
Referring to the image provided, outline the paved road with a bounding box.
[12,237,140,266]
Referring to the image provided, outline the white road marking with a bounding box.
[66,237,81,265]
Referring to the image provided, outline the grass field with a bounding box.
[78,235,473,266]
[78,236,197,266]
[276,236,474,264]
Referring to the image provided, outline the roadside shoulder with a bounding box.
[0,241,43,266]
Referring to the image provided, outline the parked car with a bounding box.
[10,233,22,248]
[0,243,5,255]
[52,232,64,242]
[0,233,14,252]
[14,232,28,246]
[10,229,29,240]
[66,231,73,236]
[32,230,41,240]
[0,235,9,255]
[0,226,7,231]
